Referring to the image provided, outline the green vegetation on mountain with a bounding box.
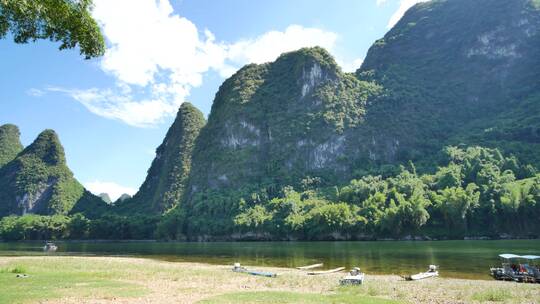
[356,0,540,169]
[0,129,106,218]
[119,103,206,214]
[0,213,159,241]
[187,47,380,192]
[0,0,105,58]
[158,146,540,240]
[174,47,381,238]
[2,0,540,241]
[0,124,23,168]
[163,0,540,240]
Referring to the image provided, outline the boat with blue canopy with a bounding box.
[490,254,540,283]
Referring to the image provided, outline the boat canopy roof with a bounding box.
[521,255,540,260]
[499,254,540,260]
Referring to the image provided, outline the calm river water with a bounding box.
[1,240,539,279]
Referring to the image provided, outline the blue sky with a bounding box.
[0,0,427,200]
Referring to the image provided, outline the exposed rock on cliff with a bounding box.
[356,0,540,166]
[186,47,380,194]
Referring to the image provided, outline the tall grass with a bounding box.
[0,265,27,274]
[471,289,511,302]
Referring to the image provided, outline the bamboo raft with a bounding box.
[297,263,323,270]
[232,263,277,278]
[307,267,345,275]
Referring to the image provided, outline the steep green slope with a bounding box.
[180,47,380,235]
[0,129,106,217]
[120,103,206,213]
[0,124,23,168]
[187,47,380,191]
[356,0,540,167]
[162,0,540,238]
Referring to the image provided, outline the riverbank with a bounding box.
[1,256,538,304]
[3,232,538,242]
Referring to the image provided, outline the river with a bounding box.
[1,240,539,279]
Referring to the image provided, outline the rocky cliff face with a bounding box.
[0,124,23,168]
[120,102,206,213]
[0,129,106,217]
[164,0,540,236]
[184,0,540,198]
[186,47,380,195]
[356,0,540,166]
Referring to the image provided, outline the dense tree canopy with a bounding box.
[1,146,539,241]
[0,124,23,168]
[0,0,105,58]
[144,146,540,241]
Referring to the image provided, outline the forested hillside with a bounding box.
[1,0,540,241]
[0,124,23,168]
[118,103,206,214]
[0,128,106,219]
[356,0,540,168]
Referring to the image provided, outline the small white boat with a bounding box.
[340,267,365,285]
[297,263,323,270]
[307,267,345,275]
[406,265,439,281]
[43,242,58,252]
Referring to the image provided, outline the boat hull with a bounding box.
[409,271,438,281]
[307,267,345,275]
[340,273,365,285]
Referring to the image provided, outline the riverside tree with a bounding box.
[0,0,105,58]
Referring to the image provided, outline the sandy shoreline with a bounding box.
[1,256,539,304]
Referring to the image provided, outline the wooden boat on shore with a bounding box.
[232,263,277,278]
[404,265,438,281]
[340,267,365,285]
[307,267,345,275]
[297,263,323,270]
[246,270,277,278]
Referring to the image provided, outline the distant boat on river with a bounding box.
[43,242,57,252]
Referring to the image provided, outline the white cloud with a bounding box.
[223,25,338,76]
[338,57,364,73]
[48,85,185,127]
[27,88,45,97]
[44,0,356,128]
[93,0,228,87]
[387,0,430,29]
[376,0,388,6]
[84,180,137,202]
[73,0,227,127]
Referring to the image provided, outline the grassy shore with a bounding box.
[0,257,538,304]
